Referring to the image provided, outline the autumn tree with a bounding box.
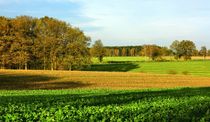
[63,28,91,70]
[0,17,14,69]
[130,48,136,56]
[160,47,172,56]
[0,16,91,70]
[114,48,119,56]
[192,49,199,56]
[122,48,126,56]
[208,50,210,56]
[141,45,162,61]
[90,40,106,62]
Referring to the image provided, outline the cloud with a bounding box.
[68,0,210,48]
[1,0,210,48]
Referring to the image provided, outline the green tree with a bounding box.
[90,40,106,62]
[200,46,207,60]
[170,40,182,59]
[179,40,196,60]
[170,40,196,60]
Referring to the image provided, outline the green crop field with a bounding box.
[1,88,210,121]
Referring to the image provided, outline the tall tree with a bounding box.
[63,28,91,70]
[114,48,119,56]
[130,48,136,56]
[90,40,106,62]
[208,50,210,56]
[122,48,126,56]
[11,16,36,70]
[170,40,182,59]
[0,17,13,69]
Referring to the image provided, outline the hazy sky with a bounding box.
[0,0,210,48]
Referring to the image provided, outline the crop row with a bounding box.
[0,88,210,121]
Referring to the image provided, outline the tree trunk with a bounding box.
[43,43,46,70]
[51,62,54,71]
[19,64,21,70]
[54,61,57,70]
[1,60,5,69]
[69,65,72,71]
[24,62,27,70]
[44,56,46,70]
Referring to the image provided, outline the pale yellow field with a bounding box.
[192,56,210,60]
[1,69,210,90]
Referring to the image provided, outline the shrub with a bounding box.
[182,71,189,75]
[168,70,177,75]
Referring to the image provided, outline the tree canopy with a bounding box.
[170,40,196,60]
[90,40,106,62]
[0,16,91,70]
[141,45,163,61]
[200,46,207,59]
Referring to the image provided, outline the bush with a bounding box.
[182,71,189,75]
[168,70,177,75]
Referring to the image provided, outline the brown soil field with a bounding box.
[0,69,210,90]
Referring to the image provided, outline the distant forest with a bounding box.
[104,45,210,57]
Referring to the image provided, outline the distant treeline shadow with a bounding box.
[83,63,140,72]
[0,74,91,90]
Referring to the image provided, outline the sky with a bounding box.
[0,0,210,48]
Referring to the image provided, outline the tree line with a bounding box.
[105,46,143,57]
[1,16,209,70]
[0,16,91,70]
[91,40,210,62]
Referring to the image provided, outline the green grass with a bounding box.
[92,56,149,63]
[89,57,210,77]
[1,88,210,121]
[130,61,210,77]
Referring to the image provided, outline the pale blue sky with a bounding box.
[0,0,210,48]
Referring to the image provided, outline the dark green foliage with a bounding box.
[1,88,210,121]
[199,46,207,59]
[170,40,196,60]
[182,71,189,75]
[0,16,91,70]
[168,70,178,75]
[83,63,139,72]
